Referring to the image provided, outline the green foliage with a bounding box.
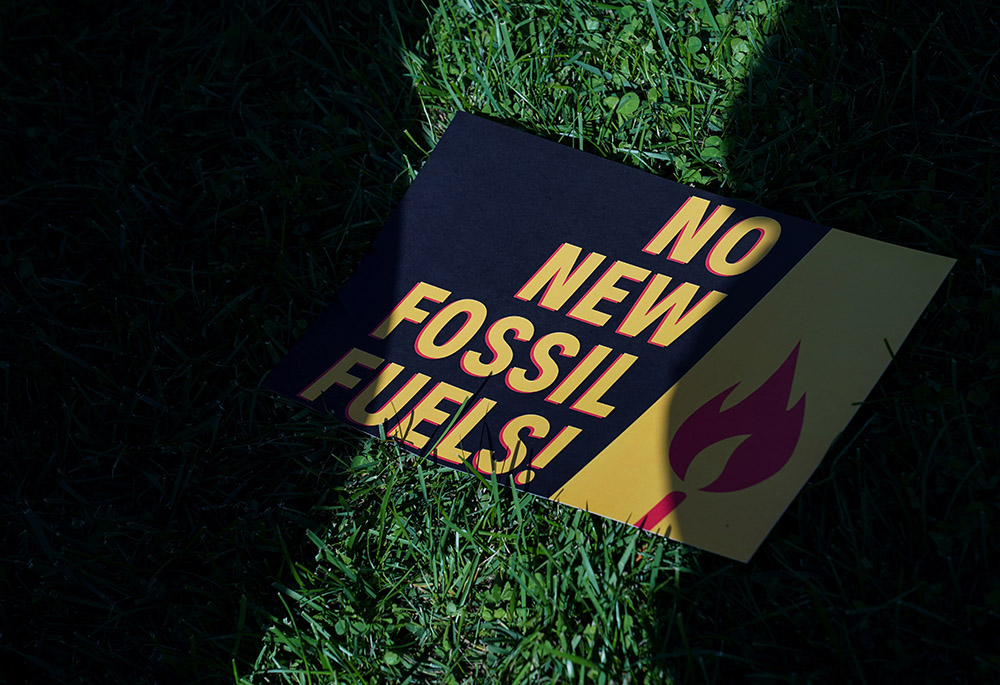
[240,446,691,683]
[2,0,998,683]
[407,0,789,186]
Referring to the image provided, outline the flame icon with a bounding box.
[637,343,806,530]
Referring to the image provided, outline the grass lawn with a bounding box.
[2,0,997,682]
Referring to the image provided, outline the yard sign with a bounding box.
[266,113,953,561]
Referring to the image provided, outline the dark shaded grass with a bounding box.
[678,2,1000,681]
[2,0,430,681]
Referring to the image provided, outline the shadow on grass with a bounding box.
[647,1,998,681]
[1,1,430,681]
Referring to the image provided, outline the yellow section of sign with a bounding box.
[552,230,954,561]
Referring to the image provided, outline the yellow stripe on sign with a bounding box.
[552,230,953,562]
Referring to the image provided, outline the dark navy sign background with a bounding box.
[265,113,829,498]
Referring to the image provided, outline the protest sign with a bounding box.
[267,113,953,560]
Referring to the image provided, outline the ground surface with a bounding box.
[2,1,998,682]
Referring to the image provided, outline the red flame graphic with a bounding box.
[637,343,805,531]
